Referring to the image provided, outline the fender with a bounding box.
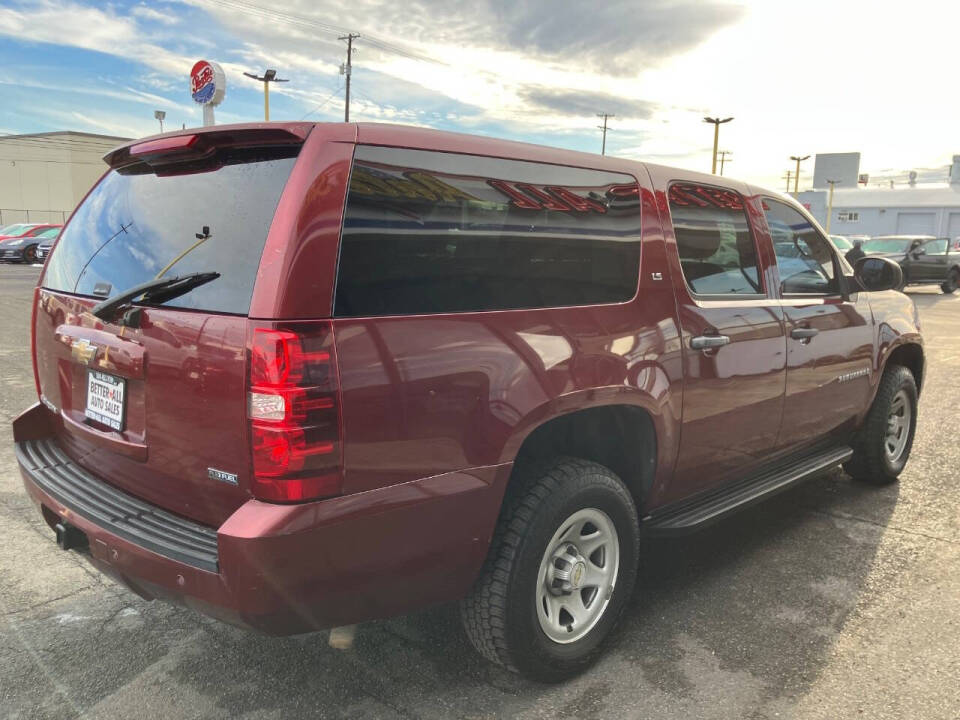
[863,290,924,416]
[497,372,680,502]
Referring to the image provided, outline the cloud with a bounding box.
[518,87,658,119]
[131,4,179,25]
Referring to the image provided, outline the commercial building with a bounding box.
[0,131,130,226]
[799,154,960,238]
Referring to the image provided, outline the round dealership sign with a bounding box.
[190,60,226,106]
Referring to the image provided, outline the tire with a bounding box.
[460,458,639,682]
[941,269,959,294]
[22,244,37,263]
[844,365,918,485]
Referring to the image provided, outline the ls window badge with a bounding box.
[208,468,239,486]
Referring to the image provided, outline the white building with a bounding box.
[0,131,130,226]
[798,155,960,238]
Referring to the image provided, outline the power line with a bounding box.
[299,82,342,120]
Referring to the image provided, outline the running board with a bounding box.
[643,446,853,536]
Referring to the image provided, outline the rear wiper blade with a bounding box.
[91,271,220,321]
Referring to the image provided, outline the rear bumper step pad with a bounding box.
[16,437,219,572]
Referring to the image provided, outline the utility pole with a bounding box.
[825,179,840,234]
[153,110,166,133]
[789,154,810,195]
[596,113,615,156]
[703,116,733,174]
[340,33,360,122]
[718,150,732,176]
[783,170,794,192]
[243,69,289,121]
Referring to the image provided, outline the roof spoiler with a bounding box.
[104,124,315,170]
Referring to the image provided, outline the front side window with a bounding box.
[922,238,948,255]
[334,146,643,316]
[764,199,838,295]
[668,183,762,296]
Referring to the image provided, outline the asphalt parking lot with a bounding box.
[1,263,957,720]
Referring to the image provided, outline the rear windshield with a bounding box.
[334,146,642,317]
[43,147,298,314]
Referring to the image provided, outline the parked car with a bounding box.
[33,226,63,262]
[862,235,960,293]
[829,234,854,251]
[0,223,62,263]
[13,123,923,682]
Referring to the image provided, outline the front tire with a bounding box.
[941,269,959,294]
[22,244,37,263]
[460,458,639,682]
[844,365,918,485]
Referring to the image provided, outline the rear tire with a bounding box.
[844,365,917,485]
[941,269,959,294]
[460,458,639,682]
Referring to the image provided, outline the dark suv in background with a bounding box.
[13,123,922,681]
[863,235,960,293]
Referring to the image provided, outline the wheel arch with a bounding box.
[883,342,924,395]
[505,403,659,511]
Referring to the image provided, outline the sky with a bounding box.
[0,0,957,190]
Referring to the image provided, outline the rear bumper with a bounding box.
[15,404,510,634]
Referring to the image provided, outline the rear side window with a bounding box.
[43,147,298,315]
[668,183,762,296]
[333,146,642,317]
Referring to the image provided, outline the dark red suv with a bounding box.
[14,123,922,681]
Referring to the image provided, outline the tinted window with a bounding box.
[830,235,853,251]
[863,238,913,254]
[43,147,298,314]
[668,183,761,296]
[923,238,948,255]
[334,146,642,316]
[764,199,838,294]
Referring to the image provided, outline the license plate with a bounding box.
[85,370,126,431]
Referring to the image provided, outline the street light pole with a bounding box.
[243,69,289,121]
[790,154,810,195]
[153,110,166,133]
[825,179,840,234]
[703,116,733,174]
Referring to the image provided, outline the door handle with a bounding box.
[790,327,819,340]
[691,334,731,350]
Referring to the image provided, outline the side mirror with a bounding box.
[911,247,925,258]
[854,256,903,292]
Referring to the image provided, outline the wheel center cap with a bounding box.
[570,561,586,589]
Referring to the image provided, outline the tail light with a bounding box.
[247,324,342,502]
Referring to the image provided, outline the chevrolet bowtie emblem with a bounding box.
[71,338,98,365]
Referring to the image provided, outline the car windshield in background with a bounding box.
[1,224,37,237]
[42,147,298,315]
[830,235,853,250]
[34,227,60,239]
[863,238,912,254]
